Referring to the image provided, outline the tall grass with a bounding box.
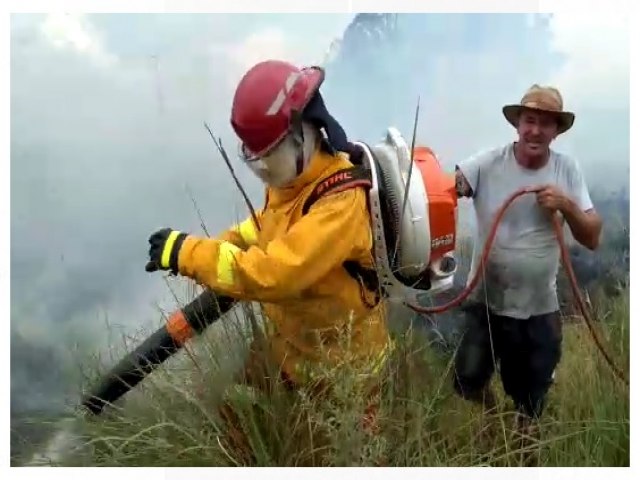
[18,286,629,467]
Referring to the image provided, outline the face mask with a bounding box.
[243,122,318,188]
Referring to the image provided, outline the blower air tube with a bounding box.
[81,290,236,415]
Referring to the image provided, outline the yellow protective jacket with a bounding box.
[176,148,390,385]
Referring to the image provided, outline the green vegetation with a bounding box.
[13,284,629,467]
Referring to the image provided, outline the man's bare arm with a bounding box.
[455,167,473,198]
[561,199,602,251]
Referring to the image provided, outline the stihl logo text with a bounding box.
[317,172,352,194]
[432,234,454,249]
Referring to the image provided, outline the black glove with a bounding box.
[145,228,188,274]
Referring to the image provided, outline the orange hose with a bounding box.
[405,186,629,387]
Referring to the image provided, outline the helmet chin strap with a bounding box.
[295,136,305,176]
[291,112,307,175]
[319,127,336,156]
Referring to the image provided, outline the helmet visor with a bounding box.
[238,133,288,166]
[238,133,301,188]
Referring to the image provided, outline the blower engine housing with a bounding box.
[355,127,458,303]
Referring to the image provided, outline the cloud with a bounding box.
[547,11,629,110]
[217,27,297,90]
[220,14,356,90]
[540,12,630,187]
[39,13,118,67]
[230,28,290,68]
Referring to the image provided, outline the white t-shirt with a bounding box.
[457,142,594,319]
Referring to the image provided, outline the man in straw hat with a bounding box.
[451,85,602,428]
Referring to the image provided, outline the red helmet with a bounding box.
[231,60,325,158]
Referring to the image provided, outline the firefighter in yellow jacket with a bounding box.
[144,60,390,394]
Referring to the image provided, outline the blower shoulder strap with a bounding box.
[301,165,380,306]
[302,166,372,215]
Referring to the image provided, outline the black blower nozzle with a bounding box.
[81,290,236,415]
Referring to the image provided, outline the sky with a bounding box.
[9,10,630,414]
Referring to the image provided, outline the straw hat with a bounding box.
[502,84,575,134]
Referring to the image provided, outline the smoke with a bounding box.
[10,12,629,426]
[322,13,628,187]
